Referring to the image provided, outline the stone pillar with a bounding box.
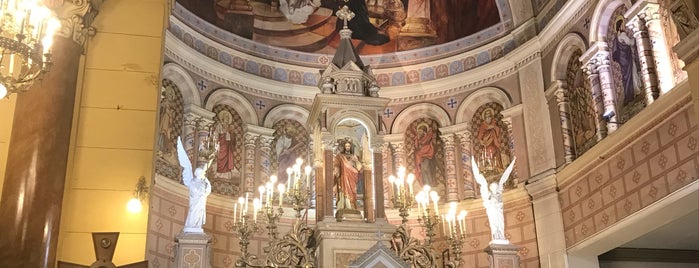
[380,143,392,208]
[627,14,660,104]
[581,59,607,140]
[484,244,521,268]
[552,81,576,163]
[525,174,567,268]
[183,105,215,167]
[594,51,620,134]
[518,56,557,177]
[373,143,387,219]
[442,133,458,202]
[242,133,259,193]
[363,165,375,222]
[258,135,274,181]
[322,136,336,221]
[0,36,82,267]
[456,131,476,199]
[500,105,522,185]
[174,233,212,268]
[639,3,677,93]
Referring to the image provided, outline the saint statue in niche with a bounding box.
[334,138,362,210]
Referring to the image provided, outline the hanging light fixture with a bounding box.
[0,0,60,99]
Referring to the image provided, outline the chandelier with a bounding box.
[0,0,60,99]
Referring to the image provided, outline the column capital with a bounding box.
[524,171,558,200]
[243,133,259,145]
[51,0,106,52]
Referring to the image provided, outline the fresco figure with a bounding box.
[177,137,212,233]
[214,110,237,174]
[476,108,504,173]
[413,123,436,186]
[333,0,389,45]
[472,156,516,244]
[280,0,320,24]
[158,87,176,154]
[276,127,302,182]
[334,139,362,210]
[611,16,640,105]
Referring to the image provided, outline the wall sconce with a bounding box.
[127,176,149,213]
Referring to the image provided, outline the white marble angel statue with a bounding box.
[177,136,212,233]
[472,156,516,244]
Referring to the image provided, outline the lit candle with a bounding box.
[238,197,245,219]
[305,165,312,189]
[286,168,293,192]
[233,203,237,223]
[278,184,285,207]
[406,173,415,196]
[430,191,439,215]
[253,198,259,223]
[258,186,265,204]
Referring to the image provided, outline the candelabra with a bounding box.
[442,203,467,268]
[389,168,439,268]
[233,158,316,268]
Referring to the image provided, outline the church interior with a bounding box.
[0,0,697,267]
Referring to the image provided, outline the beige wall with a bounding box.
[56,0,169,265]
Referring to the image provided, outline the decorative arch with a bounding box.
[551,33,587,82]
[391,103,450,134]
[589,0,632,43]
[205,89,259,125]
[263,104,310,129]
[161,63,201,106]
[455,87,512,124]
[328,110,379,138]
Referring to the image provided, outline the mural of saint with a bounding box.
[610,15,641,105]
[214,110,238,174]
[158,86,177,154]
[413,122,436,186]
[475,107,505,175]
[273,122,308,183]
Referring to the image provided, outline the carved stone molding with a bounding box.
[52,0,105,52]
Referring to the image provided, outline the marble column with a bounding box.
[442,134,458,202]
[593,51,620,133]
[639,3,677,93]
[322,137,336,221]
[456,131,476,199]
[243,133,259,193]
[373,143,388,219]
[0,36,83,266]
[581,60,607,140]
[627,14,660,104]
[552,80,576,163]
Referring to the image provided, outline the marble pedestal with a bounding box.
[174,232,211,268]
[315,219,397,268]
[484,243,521,268]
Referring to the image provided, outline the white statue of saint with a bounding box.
[177,136,212,233]
[472,156,516,244]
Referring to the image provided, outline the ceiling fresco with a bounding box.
[176,0,508,56]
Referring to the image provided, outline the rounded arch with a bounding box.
[328,110,379,138]
[161,63,201,106]
[391,103,450,134]
[455,87,512,124]
[551,33,587,82]
[205,89,259,125]
[263,104,310,128]
[589,0,632,43]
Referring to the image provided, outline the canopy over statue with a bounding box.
[177,136,213,233]
[472,157,516,244]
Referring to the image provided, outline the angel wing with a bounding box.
[471,157,489,197]
[177,136,194,186]
[498,157,517,187]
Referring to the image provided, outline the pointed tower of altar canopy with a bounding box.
[318,5,380,97]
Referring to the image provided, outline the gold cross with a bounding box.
[336,5,355,29]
